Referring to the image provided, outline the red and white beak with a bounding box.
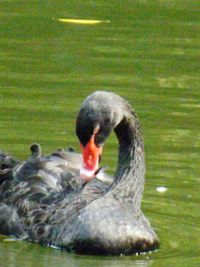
[80,130,102,182]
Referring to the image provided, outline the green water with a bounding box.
[0,1,200,266]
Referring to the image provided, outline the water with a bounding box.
[0,0,200,266]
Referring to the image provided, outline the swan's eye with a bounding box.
[95,133,104,146]
[95,126,111,146]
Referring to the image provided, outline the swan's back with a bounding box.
[0,145,111,243]
[0,146,83,237]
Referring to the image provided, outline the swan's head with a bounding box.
[76,91,124,182]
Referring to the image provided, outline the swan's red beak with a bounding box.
[80,130,102,182]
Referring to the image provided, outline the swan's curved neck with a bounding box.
[112,109,145,210]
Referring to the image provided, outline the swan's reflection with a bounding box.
[0,237,153,267]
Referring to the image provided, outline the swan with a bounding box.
[0,91,159,255]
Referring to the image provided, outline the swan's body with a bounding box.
[0,91,159,255]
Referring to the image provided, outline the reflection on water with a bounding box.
[0,236,156,267]
[0,0,200,266]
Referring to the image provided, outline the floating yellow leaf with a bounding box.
[57,18,110,25]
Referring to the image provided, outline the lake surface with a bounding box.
[0,1,199,266]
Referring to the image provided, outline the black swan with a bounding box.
[0,91,159,255]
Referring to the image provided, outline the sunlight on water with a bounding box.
[57,18,111,24]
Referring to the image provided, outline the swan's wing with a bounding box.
[0,149,84,206]
[13,150,84,191]
[0,148,112,241]
[51,150,82,169]
[0,148,84,237]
